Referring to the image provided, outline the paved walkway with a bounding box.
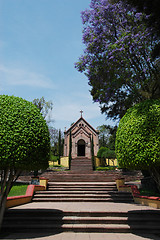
[2,232,160,240]
[2,201,160,240]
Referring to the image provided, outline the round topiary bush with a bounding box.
[115,99,160,189]
[0,95,50,170]
[0,95,51,228]
[116,99,160,169]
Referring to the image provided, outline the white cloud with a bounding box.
[0,64,55,89]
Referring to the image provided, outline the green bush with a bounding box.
[115,99,160,190]
[0,95,50,170]
[97,147,107,158]
[101,148,116,159]
[0,95,51,228]
[96,166,117,171]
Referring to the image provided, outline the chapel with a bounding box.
[64,111,99,158]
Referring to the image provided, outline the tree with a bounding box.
[58,129,63,165]
[69,130,72,170]
[119,0,160,36]
[97,147,108,158]
[75,0,160,120]
[115,99,160,191]
[0,95,50,229]
[97,125,110,148]
[107,125,118,150]
[49,127,59,155]
[97,146,115,166]
[91,135,95,170]
[97,124,117,149]
[33,97,53,124]
[102,148,116,166]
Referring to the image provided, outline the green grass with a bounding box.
[96,166,117,171]
[8,184,28,197]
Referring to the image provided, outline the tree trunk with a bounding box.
[0,168,21,231]
[150,166,160,193]
[0,192,8,231]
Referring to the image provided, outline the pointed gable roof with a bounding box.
[65,117,99,135]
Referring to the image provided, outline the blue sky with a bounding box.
[0,0,115,131]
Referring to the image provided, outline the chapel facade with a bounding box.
[64,112,99,158]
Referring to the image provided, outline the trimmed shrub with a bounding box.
[115,99,160,190]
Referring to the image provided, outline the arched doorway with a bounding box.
[77,139,85,156]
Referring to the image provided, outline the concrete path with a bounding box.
[1,232,160,240]
[1,201,160,240]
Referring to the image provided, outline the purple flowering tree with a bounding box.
[75,0,160,119]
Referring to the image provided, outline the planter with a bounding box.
[39,177,49,190]
[116,178,125,191]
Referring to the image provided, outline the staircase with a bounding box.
[3,208,160,233]
[32,182,134,203]
[39,170,142,182]
[70,157,93,173]
[18,157,142,182]
[7,158,158,234]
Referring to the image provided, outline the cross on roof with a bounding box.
[80,110,83,118]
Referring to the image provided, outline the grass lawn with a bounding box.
[8,184,28,197]
[96,166,117,171]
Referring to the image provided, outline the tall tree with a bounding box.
[75,0,160,120]
[119,0,160,36]
[0,95,50,229]
[97,125,117,150]
[91,135,95,170]
[33,97,53,124]
[69,130,72,170]
[97,125,110,148]
[57,129,64,165]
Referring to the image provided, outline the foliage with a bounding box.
[96,166,117,171]
[50,153,58,162]
[0,95,50,229]
[97,125,110,147]
[91,135,95,170]
[97,125,117,149]
[119,0,160,36]
[75,0,160,119]
[50,128,64,162]
[101,148,116,159]
[33,96,53,124]
[69,130,72,170]
[97,147,108,158]
[115,99,160,190]
[139,188,160,197]
[0,95,50,171]
[58,129,62,165]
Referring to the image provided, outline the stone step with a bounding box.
[3,216,128,224]
[47,188,118,191]
[5,215,160,224]
[2,223,160,233]
[34,193,133,198]
[48,183,117,187]
[36,191,128,194]
[32,198,133,202]
[3,209,160,233]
